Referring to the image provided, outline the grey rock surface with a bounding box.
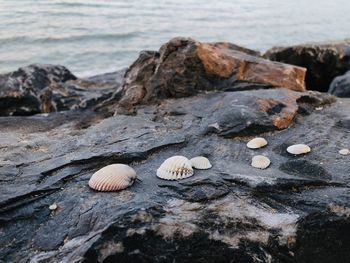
[329,70,350,98]
[1,83,350,262]
[0,64,121,116]
[1,38,350,263]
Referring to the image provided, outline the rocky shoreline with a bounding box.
[0,37,350,263]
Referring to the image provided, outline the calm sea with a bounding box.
[1,0,350,77]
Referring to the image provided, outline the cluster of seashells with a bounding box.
[87,138,348,192]
[247,137,311,169]
[247,137,348,170]
[88,156,212,192]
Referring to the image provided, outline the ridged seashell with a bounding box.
[339,148,350,155]
[287,144,311,155]
[251,155,271,169]
[89,164,137,191]
[190,156,212,169]
[157,156,194,180]
[247,137,268,149]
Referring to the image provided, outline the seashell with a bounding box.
[247,137,268,149]
[190,156,212,169]
[157,156,194,180]
[49,203,58,211]
[339,148,350,156]
[287,144,311,155]
[89,164,137,191]
[251,155,271,169]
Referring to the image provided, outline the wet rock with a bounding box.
[329,70,350,97]
[160,88,333,137]
[0,38,349,262]
[265,39,350,92]
[1,74,349,262]
[118,37,306,111]
[0,64,122,116]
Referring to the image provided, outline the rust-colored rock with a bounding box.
[119,37,306,110]
[196,42,306,91]
[120,38,305,111]
[256,95,299,130]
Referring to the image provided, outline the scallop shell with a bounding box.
[339,148,350,156]
[190,156,212,169]
[247,137,268,149]
[157,156,194,180]
[251,155,271,169]
[287,144,311,155]
[89,164,137,191]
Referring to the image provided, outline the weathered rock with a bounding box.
[162,88,332,137]
[0,39,348,262]
[0,64,122,116]
[1,72,350,262]
[118,38,306,111]
[329,70,350,97]
[265,39,350,92]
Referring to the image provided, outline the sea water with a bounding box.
[0,0,349,77]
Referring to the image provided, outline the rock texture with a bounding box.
[1,83,349,262]
[265,39,350,92]
[329,70,350,97]
[0,64,123,116]
[1,39,350,263]
[118,37,306,111]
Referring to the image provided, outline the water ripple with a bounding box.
[1,0,349,76]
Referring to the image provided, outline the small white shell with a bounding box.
[251,155,271,169]
[190,156,212,169]
[339,148,350,156]
[247,137,268,149]
[89,164,137,191]
[49,203,58,211]
[287,144,311,155]
[157,156,194,180]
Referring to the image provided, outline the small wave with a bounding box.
[0,32,140,45]
[48,2,115,8]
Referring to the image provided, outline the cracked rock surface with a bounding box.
[0,64,123,116]
[1,39,350,263]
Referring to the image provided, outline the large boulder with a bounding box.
[1,77,349,262]
[265,39,350,92]
[118,37,306,111]
[1,39,349,263]
[329,70,350,97]
[0,64,123,116]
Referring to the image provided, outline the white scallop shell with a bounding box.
[190,156,212,169]
[339,148,350,156]
[251,155,271,169]
[89,164,137,191]
[287,144,311,155]
[247,137,268,149]
[157,156,194,180]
